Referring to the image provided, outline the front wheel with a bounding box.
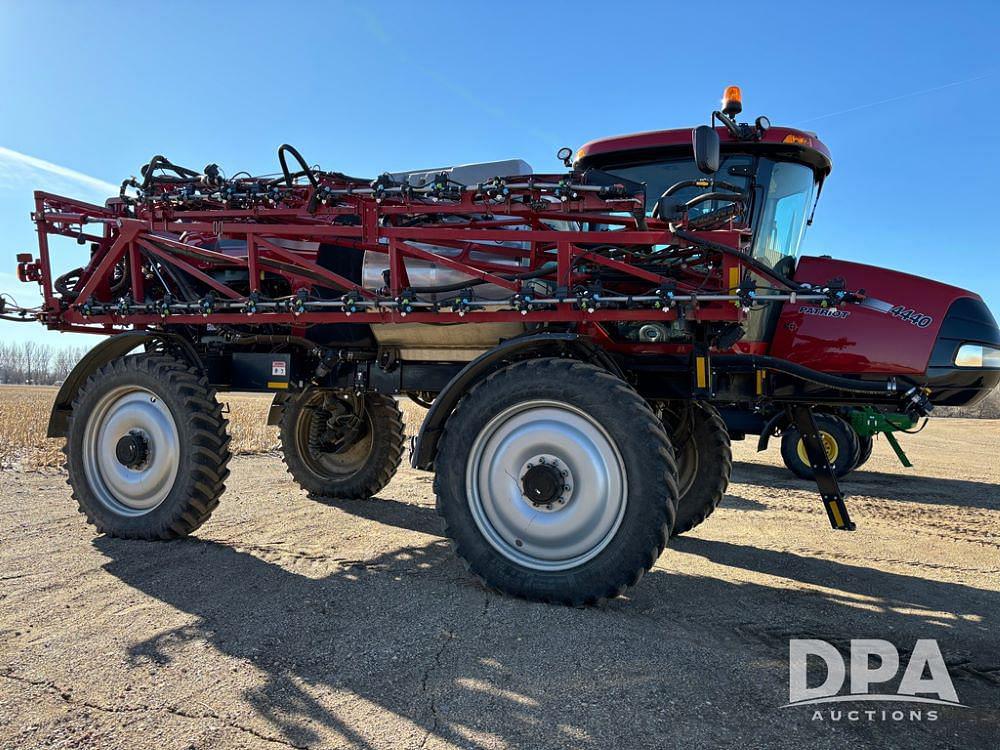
[280,390,404,499]
[434,358,678,606]
[780,414,859,480]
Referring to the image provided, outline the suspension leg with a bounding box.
[789,404,856,531]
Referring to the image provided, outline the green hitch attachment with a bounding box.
[849,407,917,468]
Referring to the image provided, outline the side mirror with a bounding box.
[692,125,720,174]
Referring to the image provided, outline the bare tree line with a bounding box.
[0,342,88,385]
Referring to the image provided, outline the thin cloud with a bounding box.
[796,72,993,125]
[0,145,117,195]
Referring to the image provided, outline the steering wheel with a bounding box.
[685,202,744,230]
[653,180,747,223]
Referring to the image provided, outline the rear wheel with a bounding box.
[65,354,231,539]
[780,414,859,480]
[280,390,404,499]
[663,402,732,537]
[434,358,677,606]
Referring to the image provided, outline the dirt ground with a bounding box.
[1,416,998,749]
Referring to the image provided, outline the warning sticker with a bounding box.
[271,360,287,377]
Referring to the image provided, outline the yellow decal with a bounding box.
[695,357,708,388]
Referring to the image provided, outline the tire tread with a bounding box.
[669,403,732,536]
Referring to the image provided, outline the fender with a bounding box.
[46,331,202,438]
[756,409,789,452]
[410,331,621,471]
[266,392,290,426]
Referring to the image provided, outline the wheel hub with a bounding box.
[797,430,839,465]
[115,431,149,469]
[519,455,572,510]
[299,393,376,478]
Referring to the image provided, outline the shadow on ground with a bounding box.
[732,460,1000,510]
[93,496,1000,749]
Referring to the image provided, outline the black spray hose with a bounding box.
[277,144,319,189]
[0,314,38,323]
[54,267,84,300]
[140,155,201,189]
[713,354,901,395]
[670,226,801,292]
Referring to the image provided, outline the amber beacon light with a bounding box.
[722,85,742,117]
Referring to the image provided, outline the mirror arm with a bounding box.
[712,110,742,138]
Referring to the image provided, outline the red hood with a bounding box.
[769,256,979,374]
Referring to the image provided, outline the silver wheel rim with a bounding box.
[82,386,180,516]
[466,400,627,572]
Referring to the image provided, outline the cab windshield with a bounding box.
[602,156,819,269]
[753,161,816,269]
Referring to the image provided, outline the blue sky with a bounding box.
[1,0,997,348]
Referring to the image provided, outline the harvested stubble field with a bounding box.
[1,384,999,749]
[0,386,286,471]
[0,385,425,472]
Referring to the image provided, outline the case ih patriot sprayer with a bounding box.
[10,88,1000,604]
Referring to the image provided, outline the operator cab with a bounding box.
[573,87,832,277]
[573,86,832,344]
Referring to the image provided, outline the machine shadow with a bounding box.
[663,537,998,637]
[94,496,1000,749]
[305,493,443,536]
[732,460,1000,511]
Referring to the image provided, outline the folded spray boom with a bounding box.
[24,145,859,334]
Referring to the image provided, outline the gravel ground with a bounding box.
[1,417,998,749]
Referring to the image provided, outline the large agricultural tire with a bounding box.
[280,390,404,499]
[434,358,678,606]
[780,414,860,480]
[64,354,231,539]
[663,402,732,537]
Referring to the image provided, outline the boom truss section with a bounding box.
[23,151,848,334]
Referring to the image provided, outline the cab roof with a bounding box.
[575,125,832,176]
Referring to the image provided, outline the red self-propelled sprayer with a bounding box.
[9,86,999,604]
